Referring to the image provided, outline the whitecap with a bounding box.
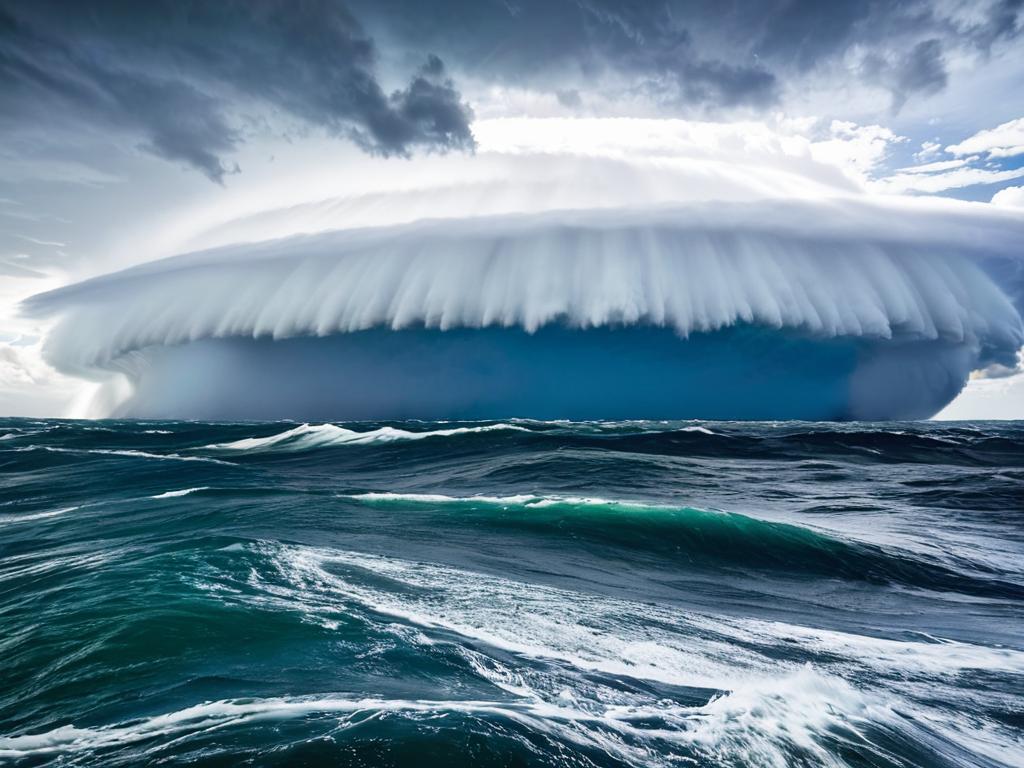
[0,506,79,525]
[150,487,209,499]
[204,422,530,452]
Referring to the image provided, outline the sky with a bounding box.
[1,0,1024,418]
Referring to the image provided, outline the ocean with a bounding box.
[1,418,1022,767]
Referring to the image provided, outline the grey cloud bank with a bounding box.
[0,0,475,182]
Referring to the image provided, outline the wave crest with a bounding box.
[204,422,529,452]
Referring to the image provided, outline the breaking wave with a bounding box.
[339,492,1022,596]
[204,422,529,452]
[150,487,209,499]
[0,673,877,767]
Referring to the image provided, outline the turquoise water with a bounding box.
[1,418,1022,766]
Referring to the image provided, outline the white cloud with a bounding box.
[914,140,942,162]
[5,113,1024,418]
[946,117,1024,158]
[0,263,85,415]
[807,120,903,182]
[15,234,67,248]
[0,338,82,416]
[991,185,1024,207]
[934,369,1024,420]
[472,115,902,191]
[873,165,1024,194]
[894,157,970,174]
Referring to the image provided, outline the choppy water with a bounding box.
[1,418,1022,767]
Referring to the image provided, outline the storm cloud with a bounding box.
[0,0,1021,183]
[0,0,475,182]
[354,0,1021,113]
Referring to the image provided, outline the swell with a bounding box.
[172,419,1024,467]
[341,493,1024,598]
[7,419,1023,463]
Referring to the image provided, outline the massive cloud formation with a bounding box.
[24,140,1024,420]
[0,0,474,182]
[26,204,1024,369]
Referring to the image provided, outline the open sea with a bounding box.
[1,417,1022,767]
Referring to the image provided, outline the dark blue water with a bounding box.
[1,418,1022,766]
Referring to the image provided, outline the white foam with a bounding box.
[0,691,807,764]
[14,445,234,466]
[8,541,1019,765]
[350,492,539,505]
[205,422,529,452]
[248,543,772,691]
[347,492,628,507]
[0,506,79,525]
[712,616,1024,676]
[150,487,209,499]
[213,542,1024,766]
[0,671,887,767]
[0,549,116,585]
[344,492,705,517]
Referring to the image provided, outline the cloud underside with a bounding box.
[0,1,475,182]
[356,0,1020,109]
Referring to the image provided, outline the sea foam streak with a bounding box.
[150,487,209,499]
[0,506,79,525]
[14,445,234,466]
[220,542,1022,767]
[346,492,634,507]
[0,672,885,768]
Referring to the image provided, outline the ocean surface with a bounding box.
[1,417,1022,767]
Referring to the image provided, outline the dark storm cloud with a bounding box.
[969,0,1024,49]
[354,0,780,111]
[1,0,1021,185]
[0,0,474,183]
[353,0,1022,113]
[877,39,949,113]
